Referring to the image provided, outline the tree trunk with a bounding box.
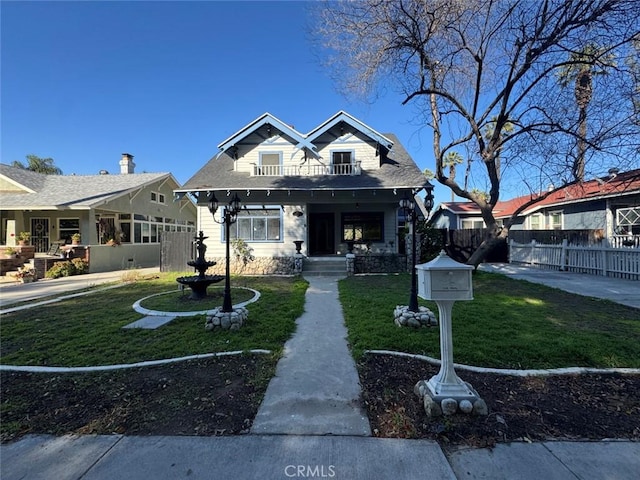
[573,71,591,182]
[574,105,588,182]
[466,225,509,269]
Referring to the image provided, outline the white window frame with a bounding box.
[461,218,485,229]
[529,213,544,230]
[150,191,166,204]
[58,217,80,243]
[330,150,354,174]
[616,206,640,234]
[224,206,283,243]
[259,152,282,176]
[548,210,563,230]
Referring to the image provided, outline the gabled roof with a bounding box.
[217,112,316,158]
[215,111,395,161]
[433,169,640,220]
[515,169,640,216]
[0,163,177,210]
[306,110,393,150]
[0,165,47,193]
[179,133,428,193]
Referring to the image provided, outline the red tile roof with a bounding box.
[438,169,640,219]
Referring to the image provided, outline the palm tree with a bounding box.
[558,45,615,182]
[483,116,513,182]
[443,151,463,201]
[11,155,62,175]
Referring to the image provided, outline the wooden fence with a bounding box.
[160,231,196,273]
[432,228,508,263]
[509,239,640,280]
[508,229,604,245]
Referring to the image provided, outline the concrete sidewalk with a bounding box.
[2,269,639,479]
[479,263,640,309]
[2,434,639,480]
[0,268,160,308]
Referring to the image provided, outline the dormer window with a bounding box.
[331,151,353,175]
[258,152,282,176]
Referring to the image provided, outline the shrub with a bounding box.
[71,258,89,274]
[45,259,89,279]
[232,238,255,266]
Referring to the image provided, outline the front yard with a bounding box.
[1,271,638,444]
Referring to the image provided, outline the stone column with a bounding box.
[294,253,304,274]
[346,253,355,276]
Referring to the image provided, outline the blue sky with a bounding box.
[2,1,445,202]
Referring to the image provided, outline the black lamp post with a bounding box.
[400,188,435,313]
[208,191,242,313]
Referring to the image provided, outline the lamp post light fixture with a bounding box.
[400,188,435,313]
[208,191,242,313]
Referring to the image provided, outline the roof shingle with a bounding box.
[0,163,173,210]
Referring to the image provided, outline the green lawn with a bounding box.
[0,274,308,367]
[339,272,640,369]
[138,285,257,312]
[2,271,638,370]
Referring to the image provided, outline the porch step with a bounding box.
[303,257,347,276]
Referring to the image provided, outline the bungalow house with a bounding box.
[175,111,432,274]
[430,168,640,247]
[0,154,197,273]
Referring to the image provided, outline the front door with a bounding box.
[309,213,335,255]
[31,217,50,253]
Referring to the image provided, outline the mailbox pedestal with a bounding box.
[414,251,487,416]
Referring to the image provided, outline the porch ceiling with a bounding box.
[187,187,411,206]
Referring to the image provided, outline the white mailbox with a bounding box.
[416,250,473,301]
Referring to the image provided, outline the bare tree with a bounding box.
[314,0,640,266]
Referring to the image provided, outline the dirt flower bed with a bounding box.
[359,354,640,448]
[3,352,639,447]
[1,355,276,444]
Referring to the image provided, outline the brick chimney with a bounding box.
[120,153,135,174]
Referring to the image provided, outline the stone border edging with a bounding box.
[133,287,261,317]
[0,349,272,373]
[365,350,640,376]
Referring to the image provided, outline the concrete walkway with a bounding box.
[251,275,371,435]
[479,263,640,309]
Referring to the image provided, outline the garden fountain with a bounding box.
[176,231,223,300]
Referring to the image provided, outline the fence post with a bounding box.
[601,248,608,277]
[509,239,514,264]
[529,239,536,265]
[560,239,567,271]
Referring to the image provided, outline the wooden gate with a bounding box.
[160,231,197,272]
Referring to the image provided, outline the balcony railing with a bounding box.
[252,162,361,177]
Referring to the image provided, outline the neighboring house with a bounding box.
[0,154,197,272]
[430,168,640,246]
[175,111,431,273]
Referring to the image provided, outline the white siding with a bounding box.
[232,133,380,174]
[198,204,306,257]
[234,136,305,173]
[315,134,378,171]
[198,200,399,258]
